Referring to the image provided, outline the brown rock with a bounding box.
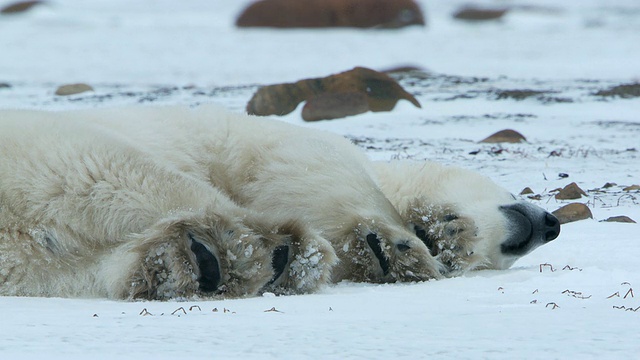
[552,203,593,224]
[0,0,43,14]
[453,6,508,21]
[602,216,636,224]
[302,92,369,121]
[479,129,526,143]
[55,83,94,96]
[236,0,425,29]
[247,67,421,120]
[519,187,534,195]
[554,182,587,200]
[602,182,617,188]
[623,185,640,191]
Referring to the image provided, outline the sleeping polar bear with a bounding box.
[0,105,560,300]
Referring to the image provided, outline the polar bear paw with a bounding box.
[363,230,443,282]
[261,222,338,295]
[407,203,482,275]
[127,211,279,300]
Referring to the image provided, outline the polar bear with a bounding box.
[0,105,559,300]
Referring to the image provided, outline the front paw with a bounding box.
[261,221,337,295]
[334,221,442,283]
[128,211,278,300]
[409,204,481,275]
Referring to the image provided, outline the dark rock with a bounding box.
[495,89,546,100]
[55,83,94,96]
[552,203,592,224]
[247,67,421,119]
[453,6,508,21]
[479,129,526,143]
[601,216,636,224]
[594,83,640,99]
[0,0,43,14]
[554,182,587,200]
[519,187,534,195]
[236,0,425,29]
[0,83,11,89]
[302,92,369,121]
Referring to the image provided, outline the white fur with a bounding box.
[0,105,540,300]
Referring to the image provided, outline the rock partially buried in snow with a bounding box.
[552,203,593,224]
[301,92,369,122]
[236,0,425,29]
[601,216,636,224]
[594,83,640,99]
[623,184,640,191]
[519,187,534,195]
[247,67,421,121]
[0,0,44,14]
[554,182,587,200]
[55,83,94,96]
[453,6,508,21]
[479,129,526,143]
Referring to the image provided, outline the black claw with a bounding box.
[366,233,390,276]
[189,234,221,293]
[444,214,459,222]
[396,243,411,252]
[414,225,438,255]
[269,245,290,285]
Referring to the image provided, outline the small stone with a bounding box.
[594,83,640,99]
[623,185,640,191]
[0,0,43,14]
[601,216,636,224]
[480,129,526,143]
[554,182,587,200]
[0,83,11,88]
[55,83,94,96]
[552,203,593,224]
[602,182,617,188]
[453,7,508,21]
[519,187,534,195]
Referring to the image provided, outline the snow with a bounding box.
[0,0,639,358]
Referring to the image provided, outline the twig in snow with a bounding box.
[264,307,283,313]
[546,302,559,309]
[139,308,153,316]
[172,307,187,315]
[624,288,634,299]
[607,292,620,299]
[539,263,555,273]
[189,305,201,311]
[562,265,582,271]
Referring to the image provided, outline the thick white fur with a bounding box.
[0,105,446,299]
[374,161,517,272]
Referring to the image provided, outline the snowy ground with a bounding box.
[0,0,639,358]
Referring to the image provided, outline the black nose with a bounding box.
[544,213,560,242]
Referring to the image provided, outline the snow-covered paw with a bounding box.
[362,230,443,282]
[128,210,279,300]
[407,204,481,275]
[262,222,337,295]
[334,220,442,284]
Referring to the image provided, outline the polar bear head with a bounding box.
[373,161,560,274]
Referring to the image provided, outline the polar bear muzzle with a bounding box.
[499,202,560,257]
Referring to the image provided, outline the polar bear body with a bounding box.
[0,106,558,299]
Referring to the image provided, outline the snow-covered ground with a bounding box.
[0,0,639,358]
